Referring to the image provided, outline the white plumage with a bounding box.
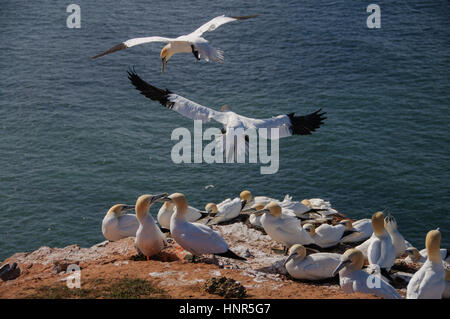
[303,223,349,248]
[341,218,373,243]
[367,212,396,271]
[102,204,138,241]
[384,212,407,257]
[157,202,207,229]
[206,197,242,225]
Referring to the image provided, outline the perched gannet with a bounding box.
[128,71,326,160]
[102,204,138,241]
[135,194,168,258]
[91,14,258,71]
[254,202,315,251]
[405,246,449,264]
[367,212,396,272]
[407,229,445,299]
[300,198,343,218]
[384,212,406,257]
[284,244,341,280]
[204,197,242,225]
[303,220,357,248]
[332,249,401,299]
[341,218,373,243]
[241,203,266,227]
[157,201,208,230]
[168,193,246,261]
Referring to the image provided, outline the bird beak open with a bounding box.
[161,57,167,73]
[151,193,169,204]
[332,259,351,276]
[283,252,297,267]
[253,208,270,217]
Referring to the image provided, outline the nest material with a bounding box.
[204,276,247,298]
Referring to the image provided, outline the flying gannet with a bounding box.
[134,193,169,259]
[332,248,401,299]
[407,229,446,299]
[102,204,138,241]
[157,201,208,230]
[91,14,258,71]
[167,193,246,261]
[284,244,341,280]
[127,70,326,160]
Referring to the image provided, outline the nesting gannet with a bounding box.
[254,202,315,251]
[168,193,246,261]
[157,201,208,230]
[242,203,266,227]
[407,229,446,299]
[341,218,373,244]
[405,247,449,264]
[128,71,327,160]
[332,249,401,299]
[384,212,406,257]
[284,244,341,280]
[367,212,396,272]
[91,14,258,71]
[134,193,168,258]
[303,220,357,248]
[204,197,242,225]
[102,204,138,241]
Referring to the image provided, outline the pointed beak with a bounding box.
[283,252,297,267]
[240,200,247,210]
[123,205,135,211]
[332,259,351,276]
[151,193,169,204]
[161,57,167,73]
[253,208,270,217]
[241,207,256,214]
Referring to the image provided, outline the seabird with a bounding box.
[407,229,446,299]
[341,218,373,244]
[384,212,407,257]
[134,193,169,259]
[204,197,242,225]
[127,70,326,160]
[167,193,246,261]
[102,204,138,241]
[157,201,208,230]
[284,244,341,280]
[253,202,315,252]
[91,14,258,71]
[405,246,450,264]
[367,211,396,273]
[332,248,401,299]
[303,220,358,249]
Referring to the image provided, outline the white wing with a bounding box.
[128,70,228,124]
[190,15,258,37]
[91,37,174,59]
[117,214,140,237]
[177,222,229,255]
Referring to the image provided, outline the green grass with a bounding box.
[27,277,169,299]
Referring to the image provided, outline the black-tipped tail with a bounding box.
[287,109,327,135]
[215,249,246,261]
[159,226,170,233]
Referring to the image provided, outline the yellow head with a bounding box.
[205,203,218,215]
[265,201,282,218]
[160,44,174,72]
[106,204,135,217]
[301,199,311,208]
[425,229,442,263]
[372,211,386,236]
[168,193,188,215]
[135,193,168,221]
[333,248,365,276]
[252,203,265,211]
[405,247,421,262]
[303,223,316,236]
[240,190,253,202]
[339,219,353,231]
[283,244,307,266]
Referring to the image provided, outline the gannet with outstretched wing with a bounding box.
[91,14,258,71]
[127,70,327,160]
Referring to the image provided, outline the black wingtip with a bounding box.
[287,109,327,135]
[127,68,173,107]
[215,249,247,261]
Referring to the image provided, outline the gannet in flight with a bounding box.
[127,71,326,159]
[303,220,358,248]
[405,246,450,264]
[91,14,258,71]
[167,193,246,261]
[157,201,208,230]
[407,229,446,299]
[134,193,168,259]
[284,244,341,280]
[367,211,396,273]
[102,204,138,241]
[204,198,242,225]
[384,212,406,257]
[253,202,315,253]
[332,248,401,299]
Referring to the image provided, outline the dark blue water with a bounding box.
[1,1,449,261]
